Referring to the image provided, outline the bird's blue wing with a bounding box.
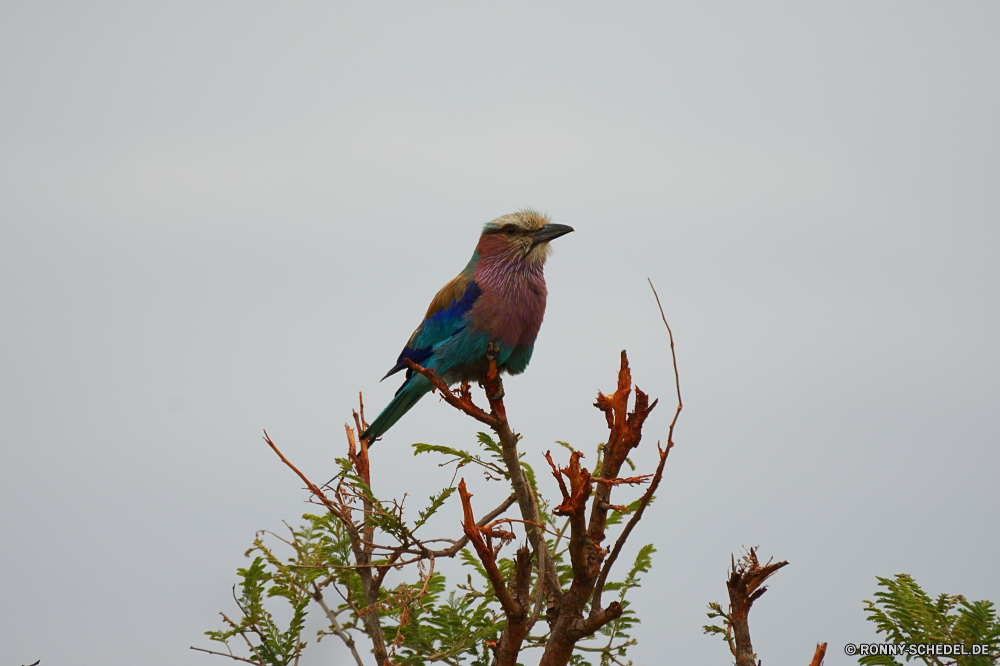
[381,276,482,382]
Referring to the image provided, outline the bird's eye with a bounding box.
[503,225,516,236]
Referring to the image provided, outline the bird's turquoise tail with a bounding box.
[361,374,433,443]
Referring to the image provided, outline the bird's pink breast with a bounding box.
[471,253,548,349]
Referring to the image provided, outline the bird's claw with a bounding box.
[489,376,505,401]
[480,342,505,401]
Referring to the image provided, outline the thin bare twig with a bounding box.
[264,431,346,522]
[189,646,260,664]
[590,440,671,616]
[312,584,364,666]
[592,474,653,486]
[590,278,684,612]
[648,278,683,418]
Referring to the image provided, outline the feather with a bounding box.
[380,277,482,380]
[362,375,433,441]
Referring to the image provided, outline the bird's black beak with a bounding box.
[530,223,574,247]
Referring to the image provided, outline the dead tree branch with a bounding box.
[458,478,533,666]
[808,642,829,666]
[727,548,789,666]
[540,351,658,666]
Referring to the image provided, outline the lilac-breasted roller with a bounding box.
[361,211,573,442]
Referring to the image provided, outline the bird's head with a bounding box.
[478,210,574,267]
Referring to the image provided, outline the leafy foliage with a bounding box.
[204,556,310,666]
[201,430,659,665]
[388,572,504,666]
[590,544,656,666]
[703,601,736,657]
[860,574,1000,666]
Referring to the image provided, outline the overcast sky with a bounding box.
[2,3,998,665]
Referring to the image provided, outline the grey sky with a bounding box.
[1,2,998,665]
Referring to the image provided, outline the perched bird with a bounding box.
[361,211,573,442]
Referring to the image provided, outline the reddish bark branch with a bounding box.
[544,450,592,518]
[591,352,659,487]
[264,431,346,521]
[591,280,686,618]
[727,548,789,666]
[411,338,679,666]
[590,439,672,617]
[592,474,653,486]
[427,494,517,557]
[458,479,519,616]
[348,397,371,486]
[808,642,828,666]
[402,359,499,428]
[585,352,659,578]
[540,351,665,666]
[458,479,533,666]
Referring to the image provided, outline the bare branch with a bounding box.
[590,440,671,616]
[590,279,684,616]
[458,474,535,666]
[808,642,829,666]
[312,585,364,666]
[457,479,520,617]
[427,493,517,558]
[592,474,653,486]
[528,483,548,627]
[403,359,498,429]
[648,278,683,420]
[263,431,348,523]
[544,450,592,519]
[189,646,260,664]
[726,548,790,666]
[540,350,666,666]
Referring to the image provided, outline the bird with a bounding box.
[361,211,574,443]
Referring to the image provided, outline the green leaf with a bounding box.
[476,432,502,456]
[413,486,457,531]
[413,442,475,462]
[555,440,576,454]
[520,461,537,492]
[860,574,1000,666]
